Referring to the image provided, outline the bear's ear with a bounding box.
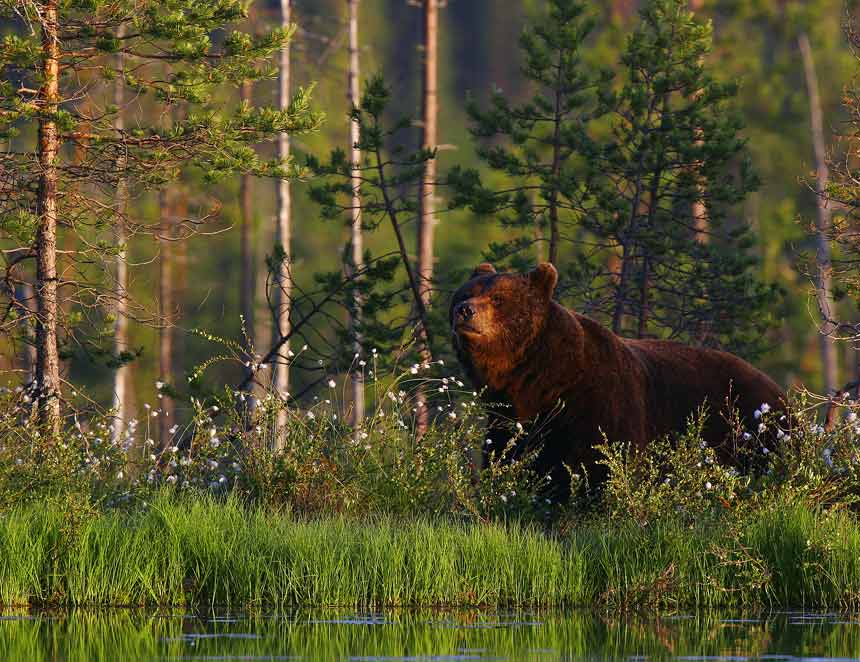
[471,263,497,278]
[528,262,558,297]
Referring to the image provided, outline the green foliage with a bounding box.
[593,0,775,355]
[448,0,609,271]
[451,0,777,358]
[0,0,323,370]
[596,409,744,527]
[308,74,449,368]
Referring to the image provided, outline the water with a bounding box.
[1,609,860,661]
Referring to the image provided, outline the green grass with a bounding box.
[2,494,860,609]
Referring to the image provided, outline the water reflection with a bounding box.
[1,609,859,661]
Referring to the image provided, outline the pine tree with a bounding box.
[0,0,322,438]
[308,76,434,375]
[596,0,775,354]
[447,0,609,275]
[451,0,776,357]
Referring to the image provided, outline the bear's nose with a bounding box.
[455,301,475,323]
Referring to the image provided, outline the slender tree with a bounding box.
[799,31,839,394]
[273,0,294,438]
[35,0,62,437]
[307,76,434,374]
[417,0,438,304]
[347,0,365,426]
[448,0,608,274]
[239,78,256,401]
[414,0,440,435]
[111,33,130,443]
[158,188,174,447]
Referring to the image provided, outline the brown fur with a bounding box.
[450,262,786,495]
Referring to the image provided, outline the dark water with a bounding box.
[2,609,860,661]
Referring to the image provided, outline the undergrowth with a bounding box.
[3,367,860,608]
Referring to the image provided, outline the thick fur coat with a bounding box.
[450,262,786,494]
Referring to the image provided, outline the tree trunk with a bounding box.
[35,0,62,439]
[611,241,630,335]
[112,35,131,443]
[158,189,175,448]
[637,256,650,339]
[417,0,438,306]
[689,0,709,244]
[273,0,293,441]
[347,0,365,428]
[799,31,838,394]
[415,0,439,437]
[239,79,256,402]
[547,51,566,266]
[20,279,37,377]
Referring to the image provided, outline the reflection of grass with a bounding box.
[2,609,860,662]
[3,495,860,609]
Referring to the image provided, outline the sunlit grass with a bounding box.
[2,494,860,609]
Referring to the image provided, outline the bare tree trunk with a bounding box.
[534,189,546,263]
[347,0,365,428]
[637,257,650,338]
[689,0,709,244]
[799,31,839,394]
[239,79,256,403]
[415,0,438,436]
[547,51,566,266]
[158,189,174,447]
[417,0,438,306]
[112,35,131,443]
[20,279,37,377]
[35,0,62,439]
[273,0,293,441]
[611,241,630,335]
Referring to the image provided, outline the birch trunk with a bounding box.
[239,79,256,403]
[273,0,293,441]
[158,189,174,447]
[35,0,62,439]
[415,0,438,436]
[347,0,365,427]
[112,35,131,443]
[799,31,839,394]
[417,0,438,306]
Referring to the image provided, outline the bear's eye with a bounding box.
[491,294,503,306]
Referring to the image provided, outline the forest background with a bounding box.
[1,0,857,429]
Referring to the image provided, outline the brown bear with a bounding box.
[450,262,786,497]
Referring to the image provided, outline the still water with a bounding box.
[1,609,860,661]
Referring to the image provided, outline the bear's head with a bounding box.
[450,262,559,385]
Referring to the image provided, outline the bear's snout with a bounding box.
[453,301,476,324]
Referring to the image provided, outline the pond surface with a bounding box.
[1,609,860,661]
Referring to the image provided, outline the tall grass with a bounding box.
[2,493,860,609]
